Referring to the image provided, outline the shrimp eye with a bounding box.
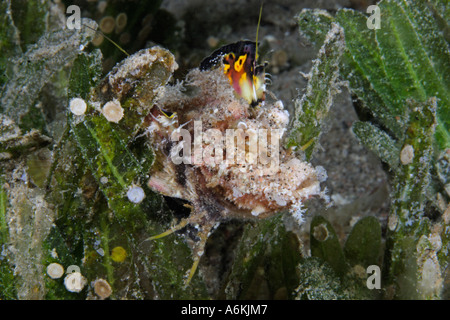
[234,54,247,72]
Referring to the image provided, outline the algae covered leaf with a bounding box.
[297,0,449,299]
[287,22,345,159]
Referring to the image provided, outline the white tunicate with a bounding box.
[99,16,115,34]
[46,263,64,279]
[69,97,87,115]
[102,100,124,123]
[94,279,112,299]
[127,185,145,203]
[115,13,128,30]
[400,144,414,165]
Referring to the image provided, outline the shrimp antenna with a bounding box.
[83,23,130,57]
[255,3,263,60]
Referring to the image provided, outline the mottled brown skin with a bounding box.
[145,65,325,285]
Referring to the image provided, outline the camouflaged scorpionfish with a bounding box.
[138,44,328,285]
